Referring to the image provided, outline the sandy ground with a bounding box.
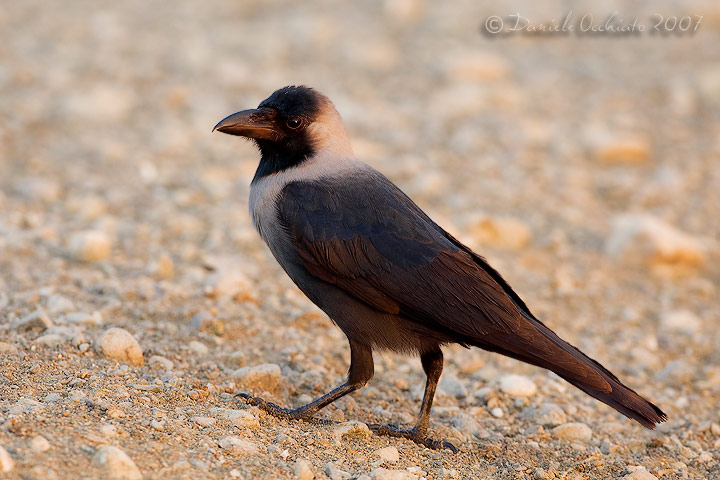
[1,0,719,479]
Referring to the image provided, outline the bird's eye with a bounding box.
[286,117,303,130]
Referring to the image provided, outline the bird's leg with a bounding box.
[369,349,457,452]
[237,341,373,423]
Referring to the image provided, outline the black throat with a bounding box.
[252,139,315,182]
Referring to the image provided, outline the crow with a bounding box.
[213,86,666,450]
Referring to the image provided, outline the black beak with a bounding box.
[212,108,279,140]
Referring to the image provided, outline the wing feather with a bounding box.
[277,172,523,340]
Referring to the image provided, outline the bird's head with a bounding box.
[214,86,353,177]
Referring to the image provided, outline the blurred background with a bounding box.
[1,0,719,478]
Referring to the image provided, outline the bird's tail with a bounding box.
[475,315,667,429]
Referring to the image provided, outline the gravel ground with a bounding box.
[1,1,719,479]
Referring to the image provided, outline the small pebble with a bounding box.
[534,468,550,480]
[371,467,418,480]
[148,355,173,371]
[218,436,260,456]
[65,311,104,326]
[228,410,259,429]
[187,340,209,355]
[0,445,14,472]
[95,328,144,366]
[375,446,399,462]
[623,466,658,480]
[499,374,537,397]
[552,422,593,443]
[451,412,479,435]
[150,420,164,431]
[0,342,18,355]
[106,408,125,419]
[438,468,460,479]
[324,462,351,480]
[34,334,64,347]
[490,407,504,418]
[46,294,75,314]
[294,457,315,480]
[99,425,117,437]
[605,214,705,269]
[232,363,281,393]
[518,403,567,427]
[13,309,53,331]
[660,310,701,334]
[92,446,142,479]
[44,393,62,403]
[333,421,371,441]
[69,230,112,262]
[438,372,467,399]
[190,416,216,427]
[30,435,50,453]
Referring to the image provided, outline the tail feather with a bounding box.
[475,316,667,429]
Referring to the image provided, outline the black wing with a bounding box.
[277,170,532,341]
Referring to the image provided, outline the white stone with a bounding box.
[490,407,504,418]
[13,309,53,331]
[99,425,117,437]
[64,311,104,326]
[148,355,173,371]
[190,416,216,427]
[218,436,259,456]
[623,466,658,480]
[660,310,701,334]
[552,422,592,443]
[371,468,418,480]
[324,463,351,480]
[438,372,467,399]
[499,374,537,397]
[605,214,706,269]
[92,446,142,479]
[46,294,75,314]
[95,328,143,366]
[206,270,254,299]
[451,412,479,435]
[438,468,460,479]
[232,363,281,393]
[0,445,13,472]
[375,446,399,462]
[0,342,18,355]
[188,340,209,355]
[518,403,567,427]
[69,230,112,262]
[9,398,44,415]
[44,393,62,403]
[148,253,174,279]
[30,436,50,453]
[209,408,260,430]
[333,421,371,441]
[294,457,315,480]
[34,334,64,347]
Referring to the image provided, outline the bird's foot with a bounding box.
[235,393,334,425]
[368,424,458,452]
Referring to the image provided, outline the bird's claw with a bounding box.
[368,424,458,452]
[234,392,335,425]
